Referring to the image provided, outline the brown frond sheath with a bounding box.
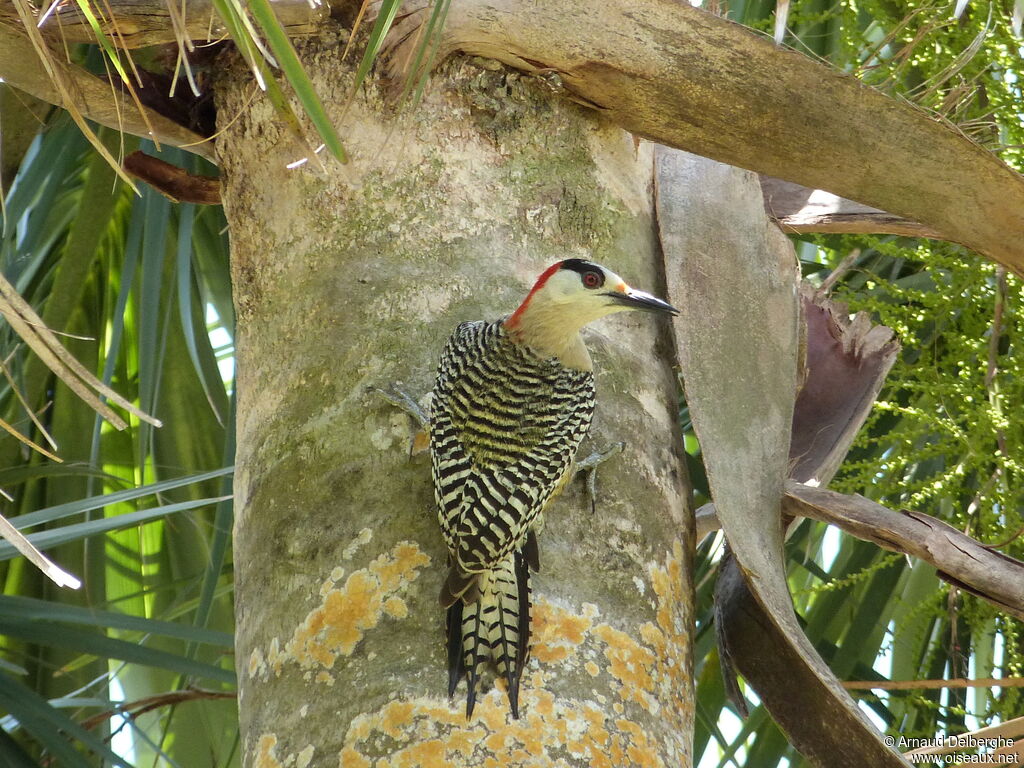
[124,151,221,205]
[429,259,676,718]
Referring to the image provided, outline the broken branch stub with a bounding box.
[761,177,943,239]
[124,152,222,205]
[698,487,1024,621]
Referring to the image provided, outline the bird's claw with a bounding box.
[373,383,430,455]
[575,441,624,514]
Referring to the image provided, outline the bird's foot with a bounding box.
[575,442,624,514]
[373,383,430,455]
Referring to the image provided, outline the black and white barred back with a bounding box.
[430,319,595,717]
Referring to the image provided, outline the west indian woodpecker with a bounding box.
[430,258,678,718]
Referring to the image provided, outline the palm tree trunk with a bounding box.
[217,52,694,766]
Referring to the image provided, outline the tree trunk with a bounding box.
[218,44,693,767]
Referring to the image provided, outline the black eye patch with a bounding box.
[560,258,606,289]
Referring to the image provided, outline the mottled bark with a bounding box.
[218,45,693,767]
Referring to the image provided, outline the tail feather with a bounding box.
[446,598,465,698]
[464,597,485,717]
[439,567,479,608]
[445,553,532,718]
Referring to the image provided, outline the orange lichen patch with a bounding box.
[445,728,478,754]
[370,543,430,592]
[381,701,415,738]
[394,740,448,768]
[254,734,282,768]
[627,742,662,768]
[615,718,644,740]
[332,540,692,768]
[479,698,508,732]
[531,599,598,663]
[347,714,372,744]
[339,746,370,768]
[322,571,381,655]
[337,685,672,768]
[253,541,430,680]
[484,732,507,752]
[641,539,693,744]
[533,686,555,718]
[582,705,610,747]
[594,623,657,711]
[609,734,626,764]
[650,540,687,641]
[383,596,408,618]
[615,717,663,768]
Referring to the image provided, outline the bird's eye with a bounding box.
[582,271,604,289]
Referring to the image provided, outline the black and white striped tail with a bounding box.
[446,550,532,718]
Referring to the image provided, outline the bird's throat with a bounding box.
[505,304,594,371]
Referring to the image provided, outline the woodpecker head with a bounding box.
[505,259,677,367]
[507,259,678,327]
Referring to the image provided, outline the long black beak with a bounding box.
[604,287,679,316]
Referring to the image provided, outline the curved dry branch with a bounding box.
[386,0,1024,273]
[659,147,910,767]
[0,18,213,161]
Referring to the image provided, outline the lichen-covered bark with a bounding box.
[217,42,692,767]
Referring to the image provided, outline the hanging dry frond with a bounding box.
[9,0,141,188]
[0,512,81,589]
[0,273,161,430]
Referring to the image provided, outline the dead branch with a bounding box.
[785,482,1024,621]
[81,687,236,730]
[124,151,221,204]
[0,18,213,161]
[39,0,327,49]
[843,677,1024,691]
[696,485,1024,621]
